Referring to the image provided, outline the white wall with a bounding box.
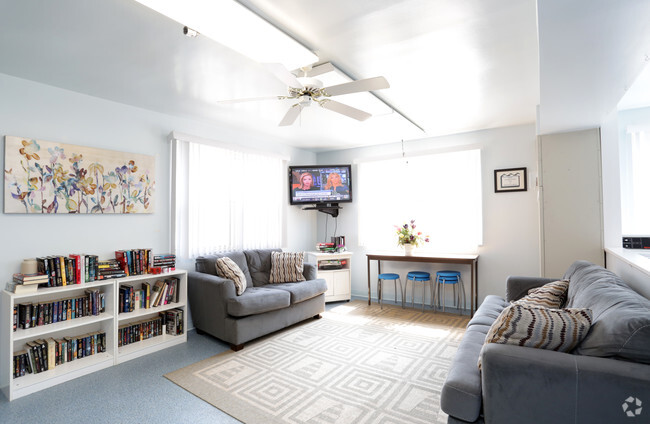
[0,72,316,276]
[316,124,540,305]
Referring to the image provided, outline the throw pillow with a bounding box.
[215,257,247,295]
[512,279,570,308]
[478,304,592,369]
[269,251,306,283]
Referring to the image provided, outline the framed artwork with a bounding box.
[4,135,155,213]
[494,167,527,193]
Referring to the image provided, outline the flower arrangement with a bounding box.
[395,220,430,247]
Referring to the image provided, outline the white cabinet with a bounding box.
[1,270,187,401]
[307,252,352,302]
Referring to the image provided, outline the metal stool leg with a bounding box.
[411,279,415,308]
[399,278,404,308]
[421,282,426,311]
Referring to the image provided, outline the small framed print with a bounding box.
[494,167,527,193]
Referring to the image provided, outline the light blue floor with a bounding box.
[0,329,241,424]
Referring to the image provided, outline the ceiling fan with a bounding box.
[220,62,390,126]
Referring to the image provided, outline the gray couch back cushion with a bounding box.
[244,248,281,287]
[564,260,650,364]
[195,251,254,288]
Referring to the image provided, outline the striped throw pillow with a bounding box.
[479,304,592,368]
[269,252,306,283]
[513,279,569,308]
[215,257,247,295]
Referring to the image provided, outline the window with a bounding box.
[172,135,284,258]
[357,149,482,252]
[621,126,650,235]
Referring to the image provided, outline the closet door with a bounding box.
[538,128,604,277]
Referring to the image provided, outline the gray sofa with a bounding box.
[441,260,650,424]
[188,248,327,350]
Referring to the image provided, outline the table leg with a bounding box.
[367,258,371,305]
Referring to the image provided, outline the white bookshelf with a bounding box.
[307,252,352,302]
[1,270,187,401]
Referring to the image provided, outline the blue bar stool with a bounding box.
[435,270,465,313]
[406,271,433,311]
[377,273,404,309]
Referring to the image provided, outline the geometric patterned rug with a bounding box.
[165,300,470,424]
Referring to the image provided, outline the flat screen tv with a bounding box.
[289,164,352,205]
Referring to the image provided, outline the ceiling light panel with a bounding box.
[134,0,318,70]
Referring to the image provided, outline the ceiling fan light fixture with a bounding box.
[298,95,312,107]
[134,0,317,69]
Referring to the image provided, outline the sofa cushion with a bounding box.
[215,257,247,295]
[195,252,253,288]
[261,279,327,304]
[564,260,650,364]
[245,248,281,287]
[269,251,306,283]
[441,324,489,422]
[512,279,569,309]
[227,286,290,317]
[480,304,592,368]
[468,295,509,327]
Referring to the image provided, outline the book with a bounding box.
[12,273,49,285]
[6,282,39,294]
[149,280,165,307]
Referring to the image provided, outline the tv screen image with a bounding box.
[289,165,352,205]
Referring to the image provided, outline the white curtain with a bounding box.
[621,127,650,235]
[357,149,482,253]
[172,137,284,258]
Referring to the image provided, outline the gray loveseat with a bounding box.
[441,260,650,424]
[188,248,327,350]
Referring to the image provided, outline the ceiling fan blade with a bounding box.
[322,76,390,97]
[320,100,371,121]
[279,104,302,126]
[217,96,282,104]
[264,63,303,89]
[302,62,335,77]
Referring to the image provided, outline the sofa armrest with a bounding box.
[505,276,559,301]
[187,271,237,335]
[303,262,317,280]
[481,343,650,424]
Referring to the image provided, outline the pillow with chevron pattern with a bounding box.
[269,251,306,283]
[479,304,592,369]
[215,257,247,295]
[512,279,569,309]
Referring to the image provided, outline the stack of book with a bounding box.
[162,308,184,336]
[151,254,176,273]
[316,242,337,253]
[97,259,127,280]
[6,273,49,294]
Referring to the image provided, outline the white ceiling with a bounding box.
[0,0,542,151]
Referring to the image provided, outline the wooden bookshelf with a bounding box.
[1,269,187,401]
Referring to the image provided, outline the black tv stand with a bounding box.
[302,203,341,217]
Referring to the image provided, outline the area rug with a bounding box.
[165,300,470,424]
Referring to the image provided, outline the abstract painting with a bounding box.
[4,135,155,213]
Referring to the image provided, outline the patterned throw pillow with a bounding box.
[513,279,570,309]
[215,257,247,295]
[269,251,306,283]
[478,304,592,369]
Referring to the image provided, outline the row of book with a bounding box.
[24,251,177,288]
[117,309,183,347]
[36,255,100,287]
[115,249,153,276]
[13,289,105,332]
[13,332,107,379]
[118,277,180,313]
